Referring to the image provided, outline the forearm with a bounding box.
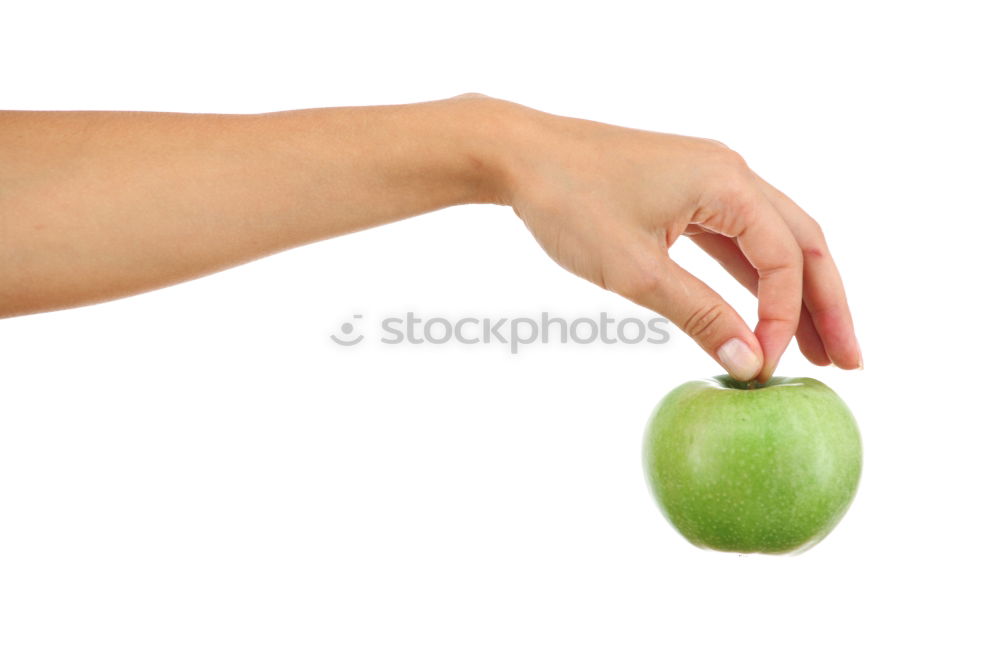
[0,96,503,317]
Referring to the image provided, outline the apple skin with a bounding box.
[643,375,862,554]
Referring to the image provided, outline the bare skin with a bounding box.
[0,94,861,380]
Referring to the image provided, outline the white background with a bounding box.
[2,1,998,664]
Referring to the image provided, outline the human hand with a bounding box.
[477,97,861,381]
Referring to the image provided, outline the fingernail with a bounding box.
[717,337,761,382]
[857,344,864,370]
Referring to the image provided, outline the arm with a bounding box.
[0,94,860,380]
[0,96,498,317]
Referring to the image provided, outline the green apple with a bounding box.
[643,375,862,554]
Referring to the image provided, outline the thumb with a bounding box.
[625,258,763,381]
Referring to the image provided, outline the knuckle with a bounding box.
[802,225,830,259]
[700,138,749,172]
[683,303,727,340]
[698,137,738,158]
[702,180,758,236]
[721,182,757,216]
[718,146,748,170]
[802,245,826,260]
[706,157,753,208]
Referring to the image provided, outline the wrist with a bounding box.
[440,93,527,207]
